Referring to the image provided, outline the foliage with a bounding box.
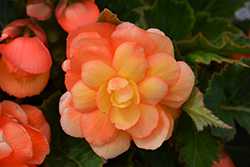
[1,0,250,166]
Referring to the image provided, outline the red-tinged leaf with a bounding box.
[97,8,122,25]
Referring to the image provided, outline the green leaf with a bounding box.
[176,112,222,167]
[192,12,242,41]
[185,50,248,67]
[177,32,250,55]
[40,92,106,167]
[182,87,232,131]
[204,57,250,140]
[97,8,122,25]
[144,0,195,40]
[135,142,175,167]
[186,0,249,19]
[95,0,143,24]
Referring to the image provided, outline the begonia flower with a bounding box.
[212,149,235,167]
[59,22,195,159]
[55,0,99,32]
[0,100,50,166]
[0,19,52,98]
[26,0,54,21]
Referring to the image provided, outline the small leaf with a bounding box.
[177,32,250,55]
[39,92,106,167]
[185,50,249,67]
[144,0,195,40]
[97,8,122,25]
[176,112,222,167]
[182,87,232,131]
[204,57,250,140]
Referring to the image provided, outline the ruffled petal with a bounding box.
[138,76,168,105]
[0,57,50,98]
[1,121,33,163]
[112,42,145,71]
[81,60,117,90]
[67,32,101,58]
[97,83,112,114]
[60,107,83,137]
[110,103,140,130]
[0,163,29,167]
[1,100,28,124]
[0,37,51,74]
[0,129,13,159]
[62,59,71,72]
[126,103,159,138]
[117,56,148,83]
[71,80,97,112]
[160,96,190,109]
[70,45,112,73]
[0,114,12,128]
[22,125,49,165]
[90,131,131,159]
[111,23,155,54]
[146,52,180,87]
[64,69,81,91]
[132,107,174,150]
[20,105,51,143]
[67,22,116,51]
[57,1,99,32]
[161,61,195,106]
[59,91,73,115]
[80,109,119,146]
[147,30,174,56]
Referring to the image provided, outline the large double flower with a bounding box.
[59,22,195,159]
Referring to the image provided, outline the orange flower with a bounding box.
[26,0,54,21]
[55,0,100,32]
[0,100,50,166]
[0,19,52,98]
[59,22,195,159]
[212,149,235,167]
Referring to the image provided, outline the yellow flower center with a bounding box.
[107,77,140,108]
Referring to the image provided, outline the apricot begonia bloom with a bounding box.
[0,100,50,166]
[59,22,195,159]
[55,0,100,32]
[0,19,52,98]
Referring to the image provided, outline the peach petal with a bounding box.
[0,114,12,128]
[111,23,156,55]
[147,30,174,56]
[20,105,51,143]
[57,1,100,32]
[80,109,119,146]
[67,32,101,58]
[126,103,159,138]
[129,80,140,105]
[162,61,195,104]
[64,69,81,91]
[22,125,49,165]
[132,107,174,150]
[146,52,180,87]
[147,28,166,36]
[70,45,112,73]
[112,42,145,71]
[71,80,97,112]
[113,86,134,104]
[160,97,189,109]
[0,129,13,159]
[67,22,116,49]
[81,60,117,90]
[0,163,29,167]
[26,2,53,21]
[61,59,71,72]
[1,121,33,163]
[107,77,129,94]
[90,131,131,159]
[97,83,112,114]
[60,107,83,138]
[110,103,141,130]
[138,76,168,105]
[1,100,28,124]
[59,91,73,115]
[0,57,50,98]
[117,56,148,83]
[0,37,51,74]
